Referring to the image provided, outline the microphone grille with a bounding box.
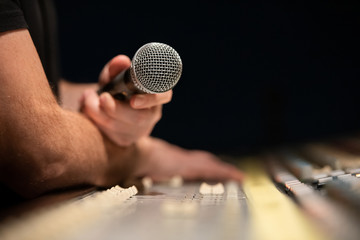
[130,42,183,93]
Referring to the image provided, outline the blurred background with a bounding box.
[54,0,360,156]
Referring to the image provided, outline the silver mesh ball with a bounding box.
[130,42,183,93]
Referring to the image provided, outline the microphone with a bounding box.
[97,42,183,100]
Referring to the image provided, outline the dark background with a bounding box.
[54,0,360,155]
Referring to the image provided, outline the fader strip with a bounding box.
[239,158,328,240]
[0,185,138,240]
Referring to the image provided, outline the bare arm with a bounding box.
[0,29,133,198]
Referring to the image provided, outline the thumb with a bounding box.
[99,55,131,86]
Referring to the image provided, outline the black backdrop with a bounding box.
[55,0,360,155]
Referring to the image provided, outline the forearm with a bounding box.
[0,108,106,197]
[0,29,134,198]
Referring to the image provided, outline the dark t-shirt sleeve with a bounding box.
[0,0,28,32]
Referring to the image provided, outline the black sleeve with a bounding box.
[0,0,28,33]
[0,0,60,99]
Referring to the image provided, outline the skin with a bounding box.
[0,29,145,198]
[78,55,244,183]
[0,28,243,199]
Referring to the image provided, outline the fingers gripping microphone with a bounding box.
[97,42,183,100]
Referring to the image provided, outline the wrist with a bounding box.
[99,133,142,186]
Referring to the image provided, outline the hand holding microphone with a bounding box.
[98,42,182,100]
[81,43,182,146]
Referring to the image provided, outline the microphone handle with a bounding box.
[97,69,141,101]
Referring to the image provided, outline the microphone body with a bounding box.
[97,42,182,100]
[97,68,139,100]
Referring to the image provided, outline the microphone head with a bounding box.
[129,42,183,94]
